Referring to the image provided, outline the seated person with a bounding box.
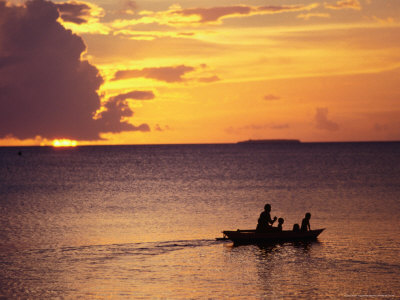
[292,223,300,232]
[301,212,311,231]
[256,204,277,232]
[277,218,284,231]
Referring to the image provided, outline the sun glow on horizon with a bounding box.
[52,139,78,147]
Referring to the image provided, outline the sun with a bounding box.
[52,139,78,147]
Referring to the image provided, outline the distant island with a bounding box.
[237,139,301,144]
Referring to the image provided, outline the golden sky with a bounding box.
[1,0,399,145]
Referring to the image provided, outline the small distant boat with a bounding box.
[220,228,325,245]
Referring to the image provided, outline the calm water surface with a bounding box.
[1,143,400,298]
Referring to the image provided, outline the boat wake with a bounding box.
[14,238,223,260]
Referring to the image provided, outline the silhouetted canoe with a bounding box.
[220,228,325,244]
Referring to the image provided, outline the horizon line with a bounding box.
[1,139,400,148]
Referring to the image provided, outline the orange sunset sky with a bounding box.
[0,0,399,145]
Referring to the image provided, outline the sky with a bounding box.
[0,0,399,145]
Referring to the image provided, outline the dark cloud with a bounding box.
[113,65,195,83]
[0,0,148,141]
[264,94,281,101]
[314,108,339,131]
[56,1,91,24]
[95,90,154,133]
[97,91,152,134]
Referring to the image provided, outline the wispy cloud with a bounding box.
[264,94,281,101]
[315,108,339,131]
[56,1,109,34]
[120,0,137,15]
[110,90,155,101]
[325,0,361,11]
[56,0,105,24]
[197,75,220,83]
[226,123,290,134]
[113,65,196,83]
[297,13,331,20]
[155,124,171,132]
[374,123,389,132]
[113,3,319,27]
[173,3,319,24]
[56,1,92,24]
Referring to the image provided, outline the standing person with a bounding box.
[301,212,311,231]
[256,204,277,232]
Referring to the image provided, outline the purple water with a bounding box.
[1,142,399,298]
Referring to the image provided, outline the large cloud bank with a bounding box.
[0,0,149,141]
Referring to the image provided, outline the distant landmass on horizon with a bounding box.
[237,139,301,144]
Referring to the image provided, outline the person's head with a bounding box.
[305,212,311,219]
[278,218,284,224]
[264,204,271,212]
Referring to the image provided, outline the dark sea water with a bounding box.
[1,142,400,298]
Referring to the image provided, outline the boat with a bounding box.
[220,228,325,245]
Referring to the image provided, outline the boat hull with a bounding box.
[222,228,325,245]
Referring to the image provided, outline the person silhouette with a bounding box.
[277,217,284,231]
[256,204,277,232]
[301,212,311,231]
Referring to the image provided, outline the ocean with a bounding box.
[1,142,400,298]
